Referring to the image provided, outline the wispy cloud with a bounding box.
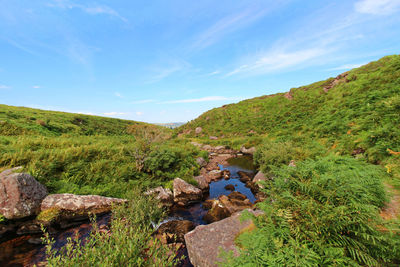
[226,48,328,77]
[327,63,366,71]
[114,92,123,98]
[147,57,190,83]
[0,85,11,89]
[136,111,144,116]
[131,99,155,104]
[207,70,221,76]
[103,112,127,116]
[190,4,282,51]
[32,85,41,89]
[163,96,244,104]
[355,0,400,15]
[49,0,128,22]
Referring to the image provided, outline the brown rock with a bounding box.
[196,157,207,168]
[208,170,222,181]
[194,175,209,191]
[195,127,203,134]
[228,191,247,201]
[224,184,235,191]
[173,178,202,206]
[222,170,230,180]
[144,187,173,207]
[203,201,230,223]
[185,210,262,267]
[0,168,48,219]
[209,136,218,140]
[202,199,215,210]
[237,171,254,183]
[154,220,195,244]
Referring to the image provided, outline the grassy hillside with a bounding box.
[0,105,200,197]
[179,55,400,181]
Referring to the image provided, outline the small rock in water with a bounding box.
[224,184,235,191]
[28,237,43,245]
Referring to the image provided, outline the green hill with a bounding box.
[179,55,400,164]
[0,104,162,136]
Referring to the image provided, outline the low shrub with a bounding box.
[222,155,400,266]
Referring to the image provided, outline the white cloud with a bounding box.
[226,48,327,77]
[49,0,128,22]
[114,92,123,98]
[32,85,41,89]
[163,96,244,104]
[0,85,10,89]
[355,0,400,15]
[136,111,144,116]
[103,112,127,116]
[327,63,366,71]
[147,58,190,83]
[131,99,155,104]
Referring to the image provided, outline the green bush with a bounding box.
[144,145,199,180]
[222,156,400,266]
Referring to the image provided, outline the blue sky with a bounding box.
[0,0,399,123]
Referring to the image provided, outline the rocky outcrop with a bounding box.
[0,168,48,219]
[203,192,253,223]
[207,170,222,181]
[154,220,195,244]
[39,194,125,225]
[144,186,174,208]
[173,178,202,206]
[185,209,262,267]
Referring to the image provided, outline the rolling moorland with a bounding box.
[0,54,400,266]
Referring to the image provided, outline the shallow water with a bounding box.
[168,156,256,225]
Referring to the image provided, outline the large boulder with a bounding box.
[173,178,202,206]
[0,167,48,219]
[144,187,174,208]
[39,194,125,225]
[185,209,262,267]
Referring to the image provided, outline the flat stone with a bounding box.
[185,210,262,267]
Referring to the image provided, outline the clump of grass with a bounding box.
[42,188,179,266]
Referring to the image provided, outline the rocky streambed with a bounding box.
[0,144,266,267]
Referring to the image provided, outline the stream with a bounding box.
[0,156,256,266]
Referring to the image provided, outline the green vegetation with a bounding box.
[1,55,400,265]
[43,188,177,266]
[222,156,400,266]
[0,104,201,197]
[179,55,400,179]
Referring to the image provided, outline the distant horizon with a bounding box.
[1,0,400,123]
